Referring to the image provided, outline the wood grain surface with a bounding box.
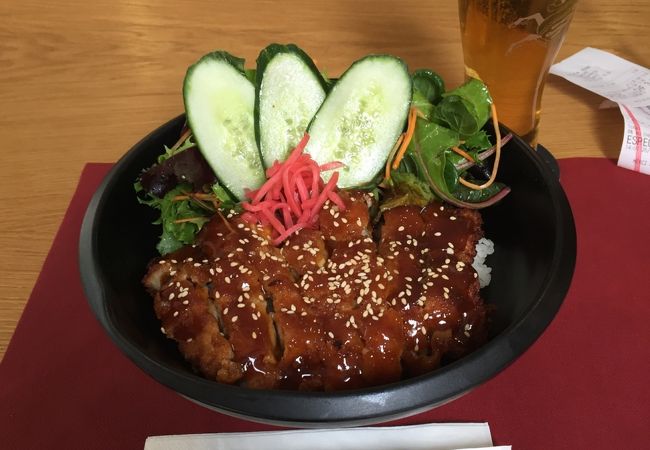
[1,0,648,360]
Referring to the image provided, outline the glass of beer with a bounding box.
[458,0,578,147]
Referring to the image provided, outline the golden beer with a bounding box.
[458,0,578,147]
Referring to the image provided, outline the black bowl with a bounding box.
[79,114,576,426]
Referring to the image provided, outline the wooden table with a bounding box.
[0,0,647,360]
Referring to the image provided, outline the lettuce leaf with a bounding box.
[432,78,492,138]
[380,172,434,211]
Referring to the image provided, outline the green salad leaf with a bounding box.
[432,78,492,138]
[411,90,434,121]
[381,171,434,212]
[141,184,210,254]
[406,119,460,197]
[453,181,508,203]
[157,135,196,164]
[244,68,257,83]
[461,129,492,151]
[135,180,236,255]
[411,69,446,120]
[211,183,237,211]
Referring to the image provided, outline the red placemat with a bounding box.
[1,158,648,449]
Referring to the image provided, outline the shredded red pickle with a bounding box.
[242,134,345,245]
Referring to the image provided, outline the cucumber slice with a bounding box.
[305,55,412,188]
[255,44,327,168]
[183,51,264,200]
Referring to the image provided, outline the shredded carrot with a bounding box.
[170,127,192,152]
[458,102,502,190]
[384,133,404,181]
[451,146,475,163]
[173,217,205,224]
[172,192,219,202]
[413,108,427,119]
[216,210,235,233]
[392,107,418,170]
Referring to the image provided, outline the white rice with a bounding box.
[472,238,494,288]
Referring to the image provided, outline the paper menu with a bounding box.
[549,47,650,174]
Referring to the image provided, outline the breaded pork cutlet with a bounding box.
[143,195,489,390]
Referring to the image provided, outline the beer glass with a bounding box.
[458,0,578,147]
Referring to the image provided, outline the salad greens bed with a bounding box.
[135,43,510,255]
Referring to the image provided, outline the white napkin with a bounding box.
[144,422,510,450]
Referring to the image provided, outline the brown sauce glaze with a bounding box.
[142,192,489,390]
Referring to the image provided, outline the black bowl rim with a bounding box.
[79,114,576,426]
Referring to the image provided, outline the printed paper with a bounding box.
[550,47,650,174]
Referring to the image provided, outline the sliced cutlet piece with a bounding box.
[199,213,294,287]
[198,215,271,260]
[420,202,483,264]
[325,238,377,311]
[199,215,282,388]
[380,238,426,311]
[357,307,405,386]
[328,236,375,265]
[142,245,204,293]
[379,205,427,249]
[405,251,487,374]
[149,274,242,384]
[379,206,428,306]
[281,228,328,275]
[210,252,279,389]
[319,191,370,243]
[298,266,337,311]
[269,278,327,390]
[196,213,239,259]
[307,238,390,315]
[319,311,366,390]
